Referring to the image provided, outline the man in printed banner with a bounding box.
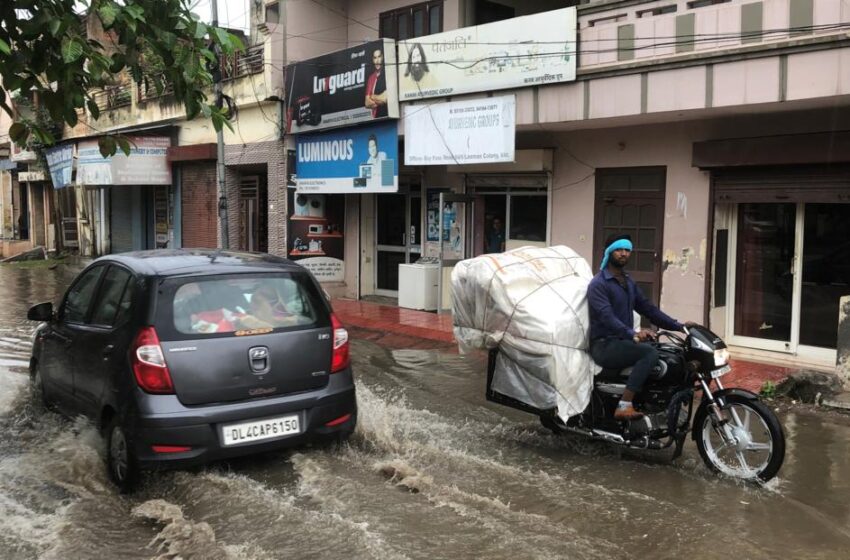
[365,47,388,118]
[405,43,429,83]
[363,134,388,187]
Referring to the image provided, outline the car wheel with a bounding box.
[106,417,139,494]
[29,362,51,410]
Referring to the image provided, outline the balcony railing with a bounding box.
[222,44,264,81]
[91,83,133,111]
[136,44,265,103]
[137,77,175,102]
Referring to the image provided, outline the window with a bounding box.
[90,266,133,327]
[171,275,324,335]
[63,266,105,324]
[475,0,515,25]
[472,184,549,256]
[380,1,443,40]
[509,196,547,242]
[637,5,677,17]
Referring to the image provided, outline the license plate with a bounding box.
[711,364,731,379]
[221,414,300,446]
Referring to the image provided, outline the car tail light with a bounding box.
[131,326,175,394]
[325,413,352,427]
[151,445,192,453]
[330,313,350,373]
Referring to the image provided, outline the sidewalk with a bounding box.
[332,298,794,394]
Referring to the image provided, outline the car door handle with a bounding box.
[102,345,115,358]
[49,331,72,345]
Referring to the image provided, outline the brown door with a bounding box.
[594,168,665,306]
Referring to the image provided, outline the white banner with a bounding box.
[77,136,171,186]
[398,7,576,101]
[404,96,515,166]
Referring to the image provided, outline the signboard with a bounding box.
[398,7,576,101]
[404,96,515,165]
[18,171,46,182]
[77,136,171,186]
[285,39,399,134]
[45,144,74,189]
[295,121,398,193]
[10,142,38,163]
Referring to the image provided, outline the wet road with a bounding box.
[1,262,850,559]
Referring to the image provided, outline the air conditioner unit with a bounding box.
[294,194,325,217]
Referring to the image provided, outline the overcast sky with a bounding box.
[190,0,250,32]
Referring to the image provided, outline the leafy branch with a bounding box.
[0,0,244,157]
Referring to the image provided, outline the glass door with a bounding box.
[730,203,797,352]
[375,190,421,295]
[729,202,850,360]
[798,204,850,356]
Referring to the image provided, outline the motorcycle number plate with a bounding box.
[710,365,731,379]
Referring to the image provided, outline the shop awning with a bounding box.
[692,131,850,169]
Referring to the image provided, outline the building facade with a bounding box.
[283,0,850,372]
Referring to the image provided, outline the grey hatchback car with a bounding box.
[27,250,357,492]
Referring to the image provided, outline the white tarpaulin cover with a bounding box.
[451,246,599,421]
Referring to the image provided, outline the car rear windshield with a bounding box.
[162,273,329,337]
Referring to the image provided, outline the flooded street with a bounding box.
[1,263,850,559]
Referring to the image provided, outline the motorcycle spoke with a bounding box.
[735,451,752,473]
[743,409,752,431]
[747,442,771,452]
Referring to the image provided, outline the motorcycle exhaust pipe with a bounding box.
[591,429,626,445]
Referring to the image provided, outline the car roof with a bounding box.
[94,249,307,278]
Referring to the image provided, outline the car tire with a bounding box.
[106,417,139,494]
[29,362,51,410]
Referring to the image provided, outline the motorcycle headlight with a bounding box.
[714,348,730,367]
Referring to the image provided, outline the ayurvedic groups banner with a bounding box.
[295,121,398,193]
[398,7,576,101]
[404,95,515,165]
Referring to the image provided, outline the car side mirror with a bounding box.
[27,302,54,322]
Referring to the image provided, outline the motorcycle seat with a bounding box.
[596,360,668,382]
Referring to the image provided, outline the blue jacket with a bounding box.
[587,269,683,341]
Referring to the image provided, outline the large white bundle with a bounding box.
[451,246,599,421]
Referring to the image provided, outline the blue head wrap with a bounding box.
[600,238,633,270]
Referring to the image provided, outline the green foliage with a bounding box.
[0,0,241,156]
[760,380,777,399]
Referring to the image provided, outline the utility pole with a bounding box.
[212,0,229,249]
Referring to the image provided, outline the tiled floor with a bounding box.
[332,297,796,393]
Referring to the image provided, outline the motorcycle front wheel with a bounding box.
[696,394,785,482]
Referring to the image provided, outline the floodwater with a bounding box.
[1,262,849,559]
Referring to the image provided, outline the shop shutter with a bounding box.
[713,167,850,204]
[181,162,218,248]
[110,187,134,253]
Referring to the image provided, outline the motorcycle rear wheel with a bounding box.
[696,394,785,482]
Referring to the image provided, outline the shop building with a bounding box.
[282,0,849,371]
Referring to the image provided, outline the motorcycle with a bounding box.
[485,325,786,482]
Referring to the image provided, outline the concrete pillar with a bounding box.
[837,295,850,388]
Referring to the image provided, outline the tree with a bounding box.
[0,0,242,156]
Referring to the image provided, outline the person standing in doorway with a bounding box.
[486,217,506,253]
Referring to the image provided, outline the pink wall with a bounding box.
[285,0,349,62]
[548,105,850,322]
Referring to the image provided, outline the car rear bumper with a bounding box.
[130,370,357,469]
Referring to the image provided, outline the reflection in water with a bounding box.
[0,263,849,558]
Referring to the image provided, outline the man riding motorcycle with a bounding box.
[587,234,692,421]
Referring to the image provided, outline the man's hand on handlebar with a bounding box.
[635,328,657,342]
